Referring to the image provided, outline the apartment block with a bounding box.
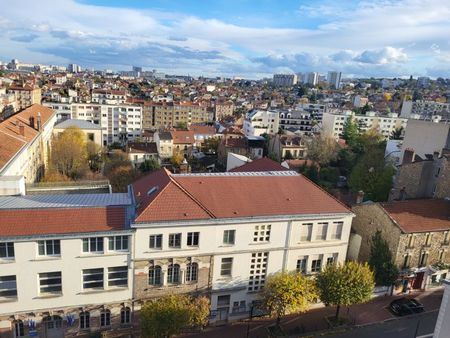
[243,110,279,137]
[401,100,450,121]
[272,74,298,87]
[7,85,41,110]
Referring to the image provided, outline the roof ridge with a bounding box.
[168,174,216,218]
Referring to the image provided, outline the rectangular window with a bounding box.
[149,235,163,249]
[39,272,62,294]
[108,266,128,287]
[169,233,181,248]
[248,252,269,291]
[419,252,428,267]
[316,223,328,241]
[407,235,415,249]
[0,275,17,298]
[38,240,61,256]
[108,236,129,251]
[296,257,307,274]
[331,222,343,240]
[403,254,411,268]
[220,258,233,277]
[300,223,313,241]
[82,237,104,253]
[0,242,14,259]
[253,225,271,242]
[223,230,235,245]
[425,233,432,247]
[217,295,230,307]
[82,268,104,290]
[327,254,337,266]
[187,232,200,246]
[439,250,446,262]
[311,258,322,273]
[444,231,449,245]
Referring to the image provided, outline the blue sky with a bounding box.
[1,0,450,78]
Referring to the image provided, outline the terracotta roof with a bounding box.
[128,142,158,154]
[380,199,450,233]
[190,125,216,135]
[171,130,195,144]
[0,206,127,237]
[223,137,247,148]
[230,158,288,172]
[132,169,351,223]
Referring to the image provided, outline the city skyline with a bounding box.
[1,0,450,79]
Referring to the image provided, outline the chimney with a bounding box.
[37,112,42,131]
[356,190,364,204]
[18,123,25,136]
[29,116,35,129]
[402,149,415,164]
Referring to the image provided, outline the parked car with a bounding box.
[389,298,424,316]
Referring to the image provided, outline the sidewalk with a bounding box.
[183,288,444,338]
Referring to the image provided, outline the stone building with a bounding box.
[351,199,450,290]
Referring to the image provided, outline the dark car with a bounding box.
[389,297,424,316]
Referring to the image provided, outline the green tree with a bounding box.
[369,231,399,287]
[104,150,137,192]
[261,271,317,324]
[141,294,210,338]
[316,261,374,320]
[139,159,161,172]
[175,121,188,130]
[86,141,102,171]
[341,116,359,147]
[171,151,185,167]
[389,127,404,140]
[284,150,294,160]
[202,137,220,154]
[307,134,339,166]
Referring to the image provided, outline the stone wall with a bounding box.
[435,156,450,198]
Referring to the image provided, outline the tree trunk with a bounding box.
[335,304,341,320]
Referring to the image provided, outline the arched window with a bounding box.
[100,309,111,327]
[120,307,131,324]
[186,262,198,282]
[167,264,180,284]
[14,320,24,337]
[79,311,90,329]
[149,265,162,286]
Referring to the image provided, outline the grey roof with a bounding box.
[159,131,172,140]
[54,119,102,130]
[0,193,131,209]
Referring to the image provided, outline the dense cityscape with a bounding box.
[1,1,450,338]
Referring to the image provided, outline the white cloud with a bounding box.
[355,47,408,65]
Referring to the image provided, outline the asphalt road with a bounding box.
[325,310,438,338]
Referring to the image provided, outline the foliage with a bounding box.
[233,106,248,119]
[316,261,374,319]
[202,137,220,154]
[107,165,136,192]
[348,147,395,202]
[369,231,399,286]
[301,163,319,183]
[141,294,210,338]
[171,151,185,167]
[42,171,72,182]
[268,152,279,162]
[390,127,404,140]
[261,271,317,324]
[86,141,102,171]
[175,121,188,130]
[319,167,340,184]
[341,117,359,147]
[284,150,294,160]
[307,134,339,166]
[139,159,161,172]
[48,127,88,180]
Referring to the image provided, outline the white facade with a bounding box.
[273,74,297,87]
[401,100,450,121]
[304,72,319,86]
[322,111,407,139]
[243,110,279,137]
[327,71,342,89]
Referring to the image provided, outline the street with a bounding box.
[324,310,438,338]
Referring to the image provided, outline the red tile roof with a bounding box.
[380,199,450,233]
[0,206,127,237]
[230,158,288,172]
[132,169,351,223]
[171,130,195,144]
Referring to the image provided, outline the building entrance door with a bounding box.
[43,316,63,338]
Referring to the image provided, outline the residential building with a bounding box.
[295,102,327,121]
[67,63,81,73]
[399,119,450,163]
[171,130,196,158]
[154,131,173,160]
[243,110,279,137]
[53,119,103,146]
[7,85,41,110]
[127,142,159,167]
[322,111,407,139]
[273,74,297,87]
[304,72,319,86]
[417,76,430,88]
[0,192,134,337]
[327,71,342,89]
[400,100,450,121]
[215,102,234,121]
[229,157,288,172]
[131,169,354,323]
[0,88,18,120]
[269,134,309,161]
[278,109,312,133]
[0,104,56,182]
[353,95,369,108]
[190,125,216,147]
[217,132,264,168]
[91,89,127,105]
[351,199,450,290]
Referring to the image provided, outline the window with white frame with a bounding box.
[331,222,343,240]
[79,311,90,329]
[315,223,328,241]
[121,307,131,324]
[311,257,322,273]
[100,309,111,327]
[39,271,62,294]
[248,252,269,291]
[253,225,271,242]
[187,232,199,247]
[108,266,128,287]
[169,233,181,248]
[232,300,247,313]
[149,235,162,249]
[296,257,307,274]
[14,320,24,337]
[108,236,129,251]
[327,254,338,266]
[223,230,235,245]
[220,258,233,277]
[186,262,198,282]
[0,242,14,259]
[167,264,180,284]
[148,265,162,285]
[82,268,104,290]
[300,223,313,241]
[37,240,61,256]
[82,237,104,253]
[0,275,17,298]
